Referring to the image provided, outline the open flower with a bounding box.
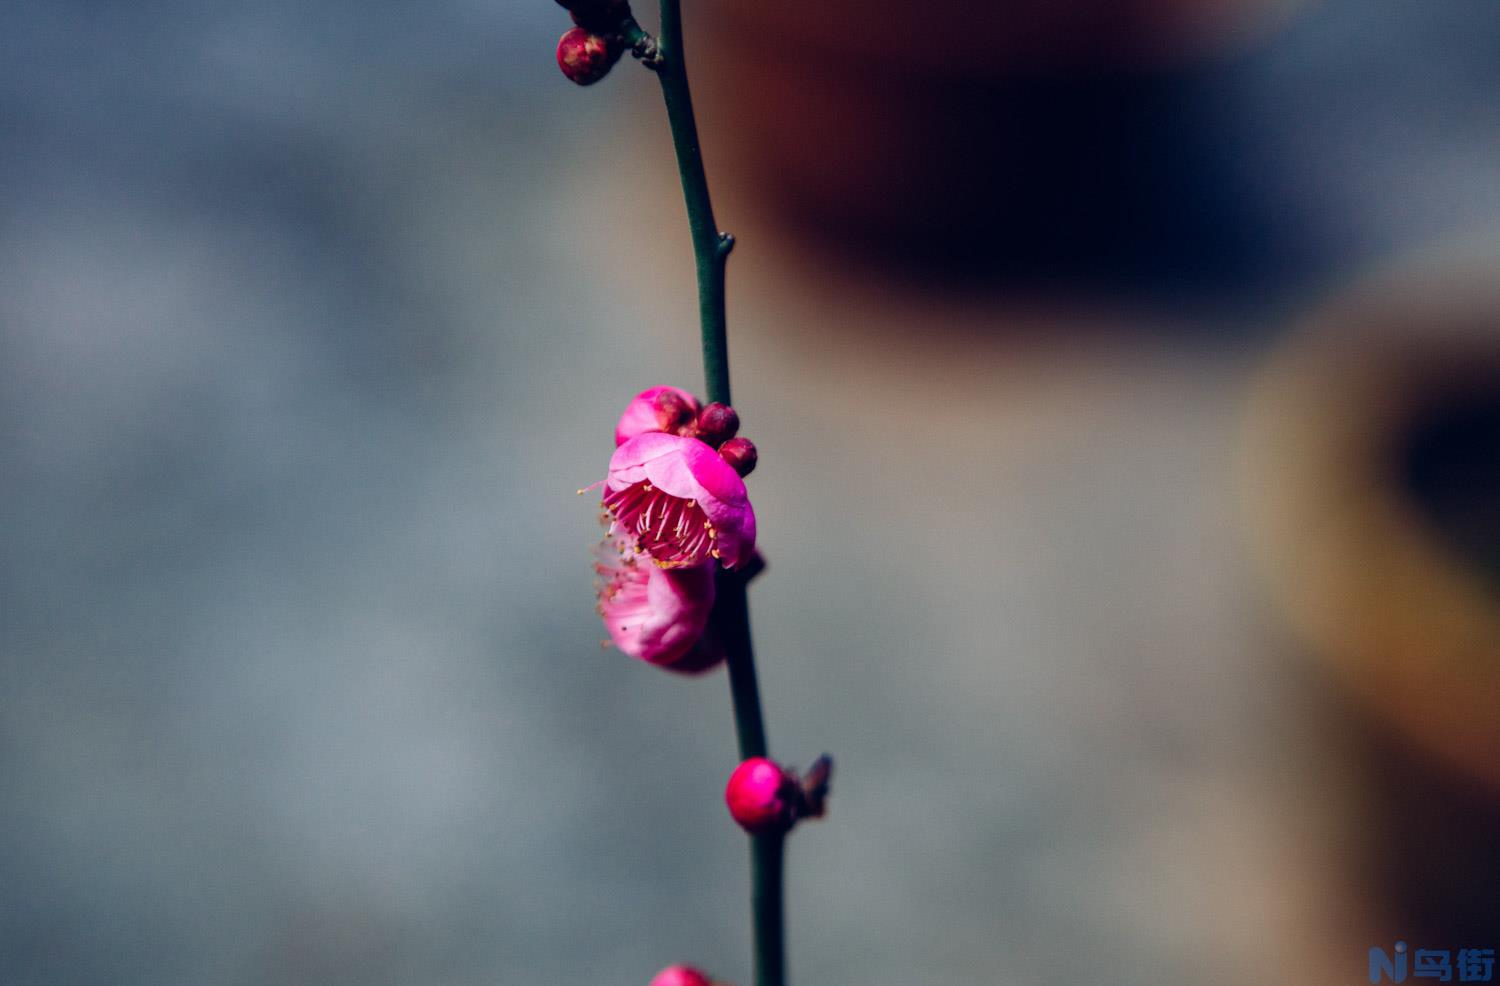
[603,432,756,569]
[594,526,717,668]
[615,385,700,447]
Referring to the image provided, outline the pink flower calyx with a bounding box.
[724,755,834,834]
[649,966,716,986]
[603,432,756,570]
[556,27,621,86]
[594,525,719,671]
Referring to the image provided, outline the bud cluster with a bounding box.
[553,0,633,86]
[628,389,758,476]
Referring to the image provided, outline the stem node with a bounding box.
[622,19,662,67]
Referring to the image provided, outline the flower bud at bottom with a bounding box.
[650,965,713,986]
[724,756,793,833]
[556,27,619,86]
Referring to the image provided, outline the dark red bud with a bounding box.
[653,388,694,432]
[694,403,739,445]
[717,437,757,477]
[556,27,620,86]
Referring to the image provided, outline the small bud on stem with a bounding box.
[653,388,695,432]
[556,27,621,86]
[724,754,834,834]
[725,757,795,834]
[693,402,739,446]
[716,437,757,477]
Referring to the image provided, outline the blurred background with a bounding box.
[3,1,1500,984]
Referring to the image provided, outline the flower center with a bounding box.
[602,481,718,567]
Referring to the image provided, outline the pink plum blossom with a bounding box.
[594,526,716,668]
[615,385,699,447]
[603,432,756,570]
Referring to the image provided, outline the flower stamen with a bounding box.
[602,480,717,567]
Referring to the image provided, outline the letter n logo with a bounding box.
[1370,942,1408,983]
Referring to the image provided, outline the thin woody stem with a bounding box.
[644,3,783,985]
[650,0,734,409]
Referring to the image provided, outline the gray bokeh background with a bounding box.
[3,3,1499,984]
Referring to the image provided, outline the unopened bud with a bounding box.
[717,437,757,477]
[649,966,713,986]
[556,27,620,86]
[725,757,794,834]
[654,388,695,432]
[694,402,740,446]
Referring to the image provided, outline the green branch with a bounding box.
[642,3,782,984]
[648,0,734,408]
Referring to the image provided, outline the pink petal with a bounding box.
[601,560,715,666]
[606,433,757,569]
[614,385,699,447]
